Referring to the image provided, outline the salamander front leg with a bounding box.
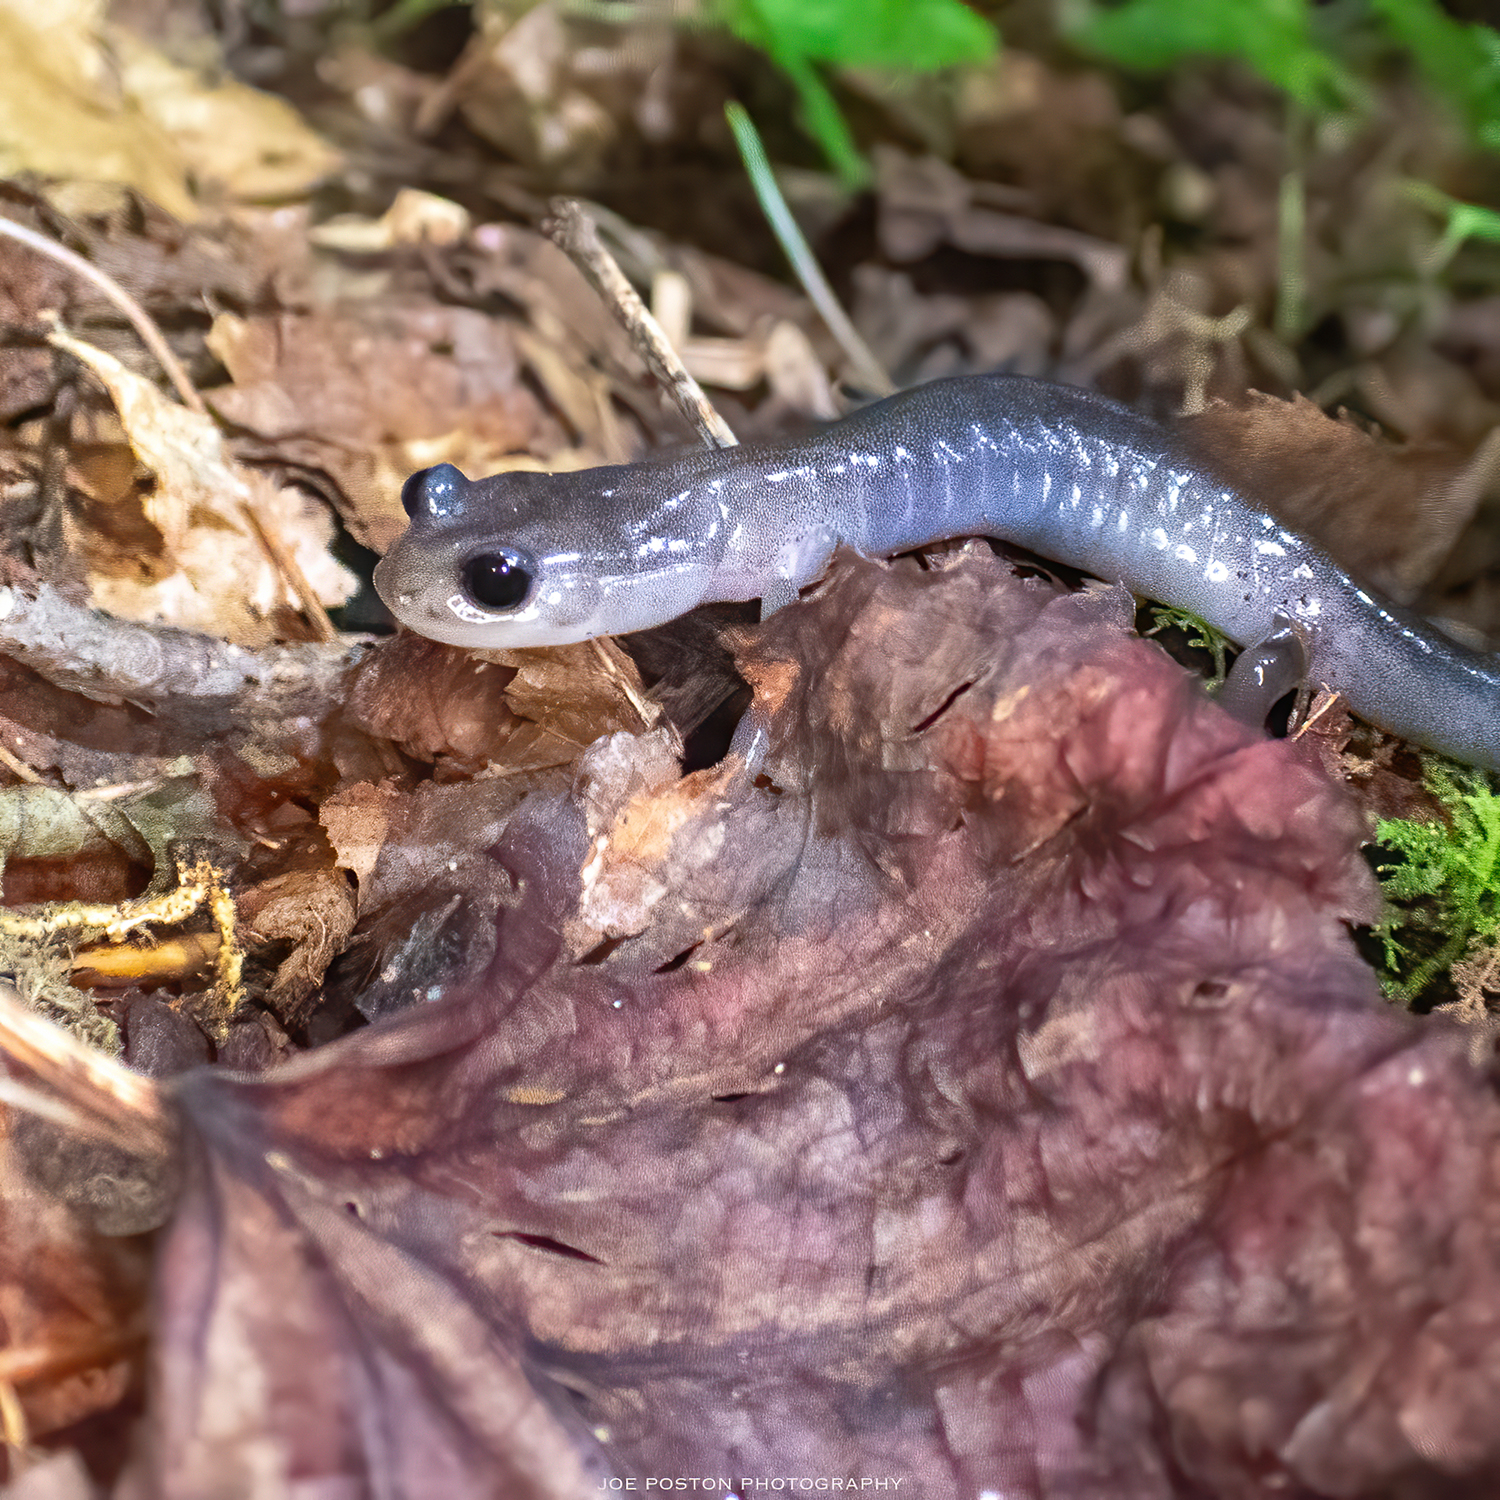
[1217,613,1313,734]
[759,579,801,620]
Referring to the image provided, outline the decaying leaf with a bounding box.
[204,303,555,556]
[236,866,357,1023]
[0,985,171,1460]
[349,631,655,771]
[10,554,1500,1495]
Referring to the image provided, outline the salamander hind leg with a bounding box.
[1217,613,1313,736]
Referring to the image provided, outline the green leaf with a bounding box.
[1368,0,1500,151]
[1070,0,1352,113]
[721,0,997,73]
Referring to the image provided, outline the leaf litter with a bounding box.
[15,553,1500,1496]
[1,0,1500,1494]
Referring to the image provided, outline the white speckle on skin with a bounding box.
[1175,543,1197,564]
[1292,563,1314,580]
[1205,560,1229,583]
[1152,527,1169,550]
[1255,541,1287,558]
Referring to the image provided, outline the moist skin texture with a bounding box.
[375,373,1500,769]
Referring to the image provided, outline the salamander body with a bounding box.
[374,374,1500,769]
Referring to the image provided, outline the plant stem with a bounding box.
[725,103,894,395]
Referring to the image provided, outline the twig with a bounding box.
[0,743,41,785]
[543,199,739,450]
[0,216,205,414]
[0,579,362,727]
[237,500,338,643]
[0,980,167,1132]
[725,104,894,397]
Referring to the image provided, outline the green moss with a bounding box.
[1375,762,1500,1005]
[1144,603,1233,690]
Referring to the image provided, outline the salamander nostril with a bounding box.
[463,551,533,610]
[399,469,430,518]
[399,463,466,519]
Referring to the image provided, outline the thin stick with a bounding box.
[0,216,205,414]
[725,103,894,397]
[543,199,739,450]
[237,500,338,643]
[0,982,167,1129]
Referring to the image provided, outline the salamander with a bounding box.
[373,373,1500,769]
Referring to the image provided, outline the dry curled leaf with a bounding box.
[50,328,355,645]
[205,304,552,555]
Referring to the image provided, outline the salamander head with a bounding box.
[373,462,720,648]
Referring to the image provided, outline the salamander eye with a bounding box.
[462,550,534,611]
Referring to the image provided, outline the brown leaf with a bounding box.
[239,867,357,1022]
[49,328,356,645]
[205,305,551,555]
[1178,390,1491,603]
[351,632,654,774]
[0,987,171,1457]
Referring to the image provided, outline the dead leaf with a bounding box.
[0,0,336,219]
[17,555,1500,1493]
[319,781,400,899]
[205,304,552,554]
[49,327,355,644]
[1177,390,1492,604]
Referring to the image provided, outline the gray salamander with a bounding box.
[374,373,1500,770]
